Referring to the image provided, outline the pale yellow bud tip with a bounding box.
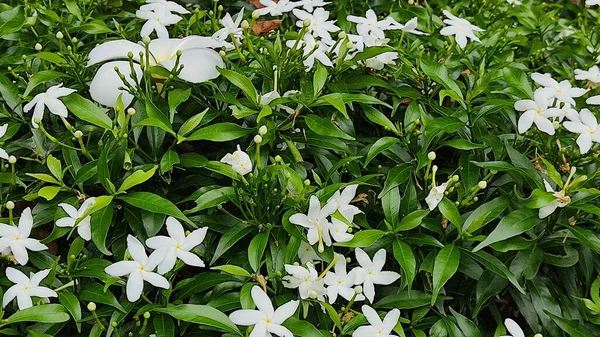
[8,156,17,164]
[6,201,15,210]
[428,151,436,160]
[254,135,263,144]
[87,302,97,311]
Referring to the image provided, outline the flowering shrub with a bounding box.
[1,0,600,336]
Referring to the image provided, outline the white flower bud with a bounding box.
[346,41,354,49]
[74,130,83,138]
[55,31,64,40]
[252,10,260,19]
[8,156,16,164]
[127,107,136,116]
[428,151,436,160]
[6,201,15,210]
[241,20,250,29]
[354,285,363,294]
[308,289,318,299]
[338,31,346,40]
[254,135,263,144]
[478,181,487,189]
[141,35,151,45]
[303,18,311,27]
[35,43,42,51]
[87,302,96,311]
[259,125,268,135]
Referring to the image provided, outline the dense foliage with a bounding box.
[0,0,600,336]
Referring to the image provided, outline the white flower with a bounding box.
[289,195,336,251]
[353,305,400,337]
[0,124,9,159]
[425,181,449,211]
[501,318,525,337]
[139,0,190,14]
[86,37,225,107]
[229,286,299,337]
[347,10,401,40]
[0,208,47,265]
[506,0,522,5]
[354,248,400,303]
[146,217,208,274]
[329,218,353,243]
[587,0,600,5]
[2,268,57,310]
[23,84,76,128]
[299,0,330,12]
[256,0,298,16]
[588,95,600,105]
[563,109,600,154]
[538,180,570,219]
[298,241,322,265]
[574,66,600,83]
[514,89,564,135]
[327,184,362,222]
[213,8,244,43]
[56,197,96,241]
[391,17,428,36]
[531,73,588,106]
[220,145,253,175]
[440,10,484,49]
[293,8,339,40]
[324,254,364,303]
[136,6,182,40]
[283,262,327,300]
[286,34,333,71]
[105,235,170,302]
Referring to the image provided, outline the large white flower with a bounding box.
[324,254,364,303]
[293,8,339,40]
[0,208,47,265]
[0,124,9,159]
[563,108,600,154]
[146,217,208,274]
[501,318,525,337]
[440,10,484,49]
[288,195,336,251]
[86,37,225,107]
[286,34,333,71]
[213,8,244,43]
[23,84,76,128]
[220,145,253,175]
[347,10,400,40]
[354,248,400,303]
[136,6,182,39]
[256,0,298,16]
[353,305,400,337]
[56,197,96,241]
[229,286,299,337]
[105,235,170,302]
[327,184,362,222]
[575,66,600,83]
[283,262,327,300]
[2,268,57,310]
[139,0,190,14]
[297,241,322,265]
[425,181,449,211]
[514,89,564,135]
[539,180,570,219]
[531,73,588,106]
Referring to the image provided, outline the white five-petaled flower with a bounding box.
[56,197,96,241]
[531,73,588,106]
[539,180,570,219]
[139,0,190,14]
[289,195,336,252]
[86,37,225,107]
[514,89,564,135]
[297,241,322,265]
[286,34,333,71]
[213,8,245,43]
[440,10,484,49]
[256,0,298,16]
[0,208,47,266]
[293,8,340,40]
[23,84,76,129]
[324,254,364,303]
[2,268,57,310]
[105,235,170,302]
[299,0,330,12]
[220,145,253,175]
[501,318,526,337]
[354,248,400,303]
[136,6,183,40]
[146,217,208,274]
[283,262,327,300]
[347,10,401,40]
[0,124,9,159]
[390,17,428,36]
[329,218,353,243]
[574,66,600,83]
[229,286,299,337]
[352,305,400,337]
[563,108,600,154]
[425,181,449,211]
[327,184,362,222]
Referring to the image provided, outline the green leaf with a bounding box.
[154,304,242,336]
[186,123,253,142]
[118,192,192,226]
[545,312,588,337]
[59,292,82,332]
[160,150,180,174]
[462,196,510,233]
[422,117,464,150]
[62,94,113,130]
[305,115,354,141]
[460,248,526,294]
[178,109,207,138]
[168,88,191,117]
[64,0,83,20]
[473,209,540,252]
[313,62,328,96]
[420,58,463,100]
[118,166,157,193]
[27,173,60,184]
[378,164,413,198]
[24,70,65,97]
[516,188,556,209]
[364,137,400,166]
[322,93,348,118]
[393,240,416,292]
[174,273,239,300]
[46,155,63,181]
[395,210,429,232]
[438,197,462,228]
[568,226,600,254]
[0,72,20,109]
[91,204,113,256]
[79,283,125,312]
[153,314,175,337]
[188,186,236,213]
[283,317,327,337]
[38,186,61,201]
[335,229,387,247]
[0,7,24,38]
[382,186,401,228]
[376,290,449,309]
[1,304,69,326]
[321,301,342,331]
[248,230,270,272]
[257,104,272,123]
[362,105,399,135]
[431,243,460,305]
[145,100,175,136]
[449,307,482,337]
[211,265,252,278]
[211,224,253,264]
[218,68,258,105]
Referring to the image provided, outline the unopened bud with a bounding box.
[477,181,487,189]
[254,135,263,144]
[218,5,223,11]
[35,43,42,51]
[259,125,268,135]
[241,20,249,29]
[308,290,318,299]
[6,201,15,210]
[74,130,83,138]
[111,322,117,327]
[55,31,64,40]
[143,312,151,319]
[303,18,311,27]
[346,41,354,49]
[8,156,16,164]
[219,50,226,57]
[87,302,97,311]
[533,334,543,337]
[428,151,436,160]
[141,35,151,45]
[71,37,78,44]
[303,179,310,186]
[127,107,136,116]
[552,121,560,129]
[338,31,346,40]
[354,285,363,294]
[252,10,260,20]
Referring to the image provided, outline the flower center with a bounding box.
[13,235,21,242]
[138,265,146,272]
[265,318,272,324]
[22,285,29,291]
[175,243,182,250]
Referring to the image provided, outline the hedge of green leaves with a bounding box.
[0,0,600,336]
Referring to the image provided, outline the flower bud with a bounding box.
[252,10,260,19]
[141,35,151,45]
[55,31,64,40]
[338,31,346,40]
[303,18,311,27]
[477,181,487,189]
[452,175,460,182]
[127,107,136,116]
[303,179,310,186]
[111,322,117,327]
[254,135,263,144]
[428,151,436,160]
[35,43,42,51]
[143,312,151,319]
[259,125,268,135]
[219,50,227,57]
[218,5,223,11]
[552,121,560,129]
[241,20,250,29]
[346,41,354,49]
[533,334,543,337]
[8,156,16,164]
[71,37,78,44]
[308,290,318,299]
[6,201,15,210]
[354,285,363,294]
[74,130,83,138]
[87,302,97,311]
[275,155,282,162]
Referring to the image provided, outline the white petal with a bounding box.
[361,305,383,326]
[89,61,142,108]
[531,73,558,88]
[126,271,144,302]
[31,101,45,128]
[18,208,33,237]
[373,271,401,285]
[2,285,19,308]
[87,40,144,66]
[11,243,30,265]
[29,269,50,286]
[514,99,537,112]
[576,132,593,154]
[166,216,185,242]
[355,248,372,269]
[177,250,205,267]
[22,238,48,252]
[146,236,175,249]
[533,115,555,135]
[372,249,387,271]
[229,309,264,325]
[127,235,148,265]
[517,110,536,134]
[28,286,58,299]
[504,319,525,337]
[6,267,29,284]
[538,202,558,219]
[142,271,170,289]
[272,300,299,324]
[160,49,224,83]
[563,121,588,134]
[56,217,77,228]
[252,286,274,317]
[267,324,294,337]
[156,249,177,274]
[249,320,267,337]
[77,221,92,241]
[58,203,78,218]
[382,309,400,333]
[16,293,33,310]
[580,109,598,128]
[182,227,208,250]
[0,224,19,237]
[105,261,139,277]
